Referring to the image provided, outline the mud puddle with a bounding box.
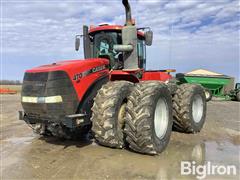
[1,134,239,179]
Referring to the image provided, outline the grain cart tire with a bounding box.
[204,88,212,101]
[124,81,173,155]
[236,92,240,102]
[91,81,133,148]
[173,84,206,133]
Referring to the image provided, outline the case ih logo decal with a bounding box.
[73,65,107,81]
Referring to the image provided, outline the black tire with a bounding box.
[204,88,212,102]
[124,81,173,155]
[91,81,133,148]
[173,84,206,133]
[236,92,240,102]
[167,78,178,95]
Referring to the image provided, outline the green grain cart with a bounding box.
[176,72,238,101]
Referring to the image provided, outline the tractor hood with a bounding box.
[23,58,110,103]
[26,58,109,73]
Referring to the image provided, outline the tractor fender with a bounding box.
[110,71,140,83]
[76,75,109,124]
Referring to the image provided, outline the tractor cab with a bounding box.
[76,24,152,71]
[75,0,153,71]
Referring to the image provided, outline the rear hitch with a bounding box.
[63,113,87,128]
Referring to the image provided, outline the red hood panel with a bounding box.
[25,58,110,101]
[26,58,109,73]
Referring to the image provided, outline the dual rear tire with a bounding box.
[173,84,206,133]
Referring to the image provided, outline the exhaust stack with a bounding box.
[122,0,133,26]
[120,0,138,69]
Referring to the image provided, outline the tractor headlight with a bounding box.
[45,96,63,103]
[22,96,63,103]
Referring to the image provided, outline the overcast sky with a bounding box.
[1,0,240,81]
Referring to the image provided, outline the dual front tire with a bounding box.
[91,81,133,148]
[91,81,207,155]
[91,81,173,154]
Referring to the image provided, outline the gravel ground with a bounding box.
[1,94,239,179]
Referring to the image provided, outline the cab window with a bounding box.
[92,31,122,69]
[137,39,146,69]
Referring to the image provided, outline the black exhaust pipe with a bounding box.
[122,0,133,26]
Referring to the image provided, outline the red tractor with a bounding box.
[19,0,206,155]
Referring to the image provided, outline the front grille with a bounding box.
[22,80,46,96]
[21,71,78,121]
[23,72,48,81]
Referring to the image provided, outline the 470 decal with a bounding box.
[73,65,107,81]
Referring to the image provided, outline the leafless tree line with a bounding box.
[0,80,22,85]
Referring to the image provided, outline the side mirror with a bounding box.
[145,30,153,46]
[75,35,81,51]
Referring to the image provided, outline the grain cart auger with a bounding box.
[19,0,207,155]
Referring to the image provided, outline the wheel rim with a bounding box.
[192,95,204,123]
[154,98,169,139]
[118,103,126,129]
[205,91,210,99]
